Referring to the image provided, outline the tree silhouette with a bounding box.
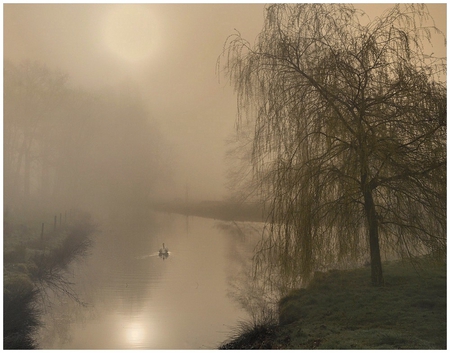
[221,4,446,286]
[4,61,68,214]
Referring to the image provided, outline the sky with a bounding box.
[3,3,446,201]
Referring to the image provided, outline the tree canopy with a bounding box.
[221,4,446,287]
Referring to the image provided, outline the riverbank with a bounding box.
[220,258,446,349]
[3,210,97,349]
[152,199,266,222]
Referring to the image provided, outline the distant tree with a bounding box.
[4,61,169,216]
[221,4,446,286]
[4,60,68,213]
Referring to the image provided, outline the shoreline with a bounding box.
[3,210,97,349]
[219,258,446,349]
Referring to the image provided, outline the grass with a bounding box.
[220,258,446,349]
[3,210,97,349]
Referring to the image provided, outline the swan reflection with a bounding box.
[158,252,169,260]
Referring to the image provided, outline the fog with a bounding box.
[4,3,446,214]
[3,4,446,349]
[4,4,267,214]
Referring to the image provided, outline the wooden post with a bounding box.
[60,213,62,226]
[41,223,44,241]
[54,215,57,232]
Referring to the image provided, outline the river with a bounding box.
[37,211,263,349]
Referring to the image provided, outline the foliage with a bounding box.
[219,321,281,350]
[220,4,446,286]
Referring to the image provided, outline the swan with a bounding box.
[159,243,169,255]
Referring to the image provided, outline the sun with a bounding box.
[101,5,160,63]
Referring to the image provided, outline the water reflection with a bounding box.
[125,319,147,346]
[217,221,280,325]
[158,252,169,260]
[37,212,255,349]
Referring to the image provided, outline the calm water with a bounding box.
[37,211,262,349]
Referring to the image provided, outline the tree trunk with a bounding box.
[363,187,383,285]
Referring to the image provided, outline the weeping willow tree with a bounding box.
[220,4,446,287]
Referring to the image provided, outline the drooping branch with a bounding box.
[220,3,446,288]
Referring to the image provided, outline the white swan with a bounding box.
[159,243,169,255]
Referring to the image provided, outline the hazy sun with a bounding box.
[102,5,160,63]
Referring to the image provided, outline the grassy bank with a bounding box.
[220,258,446,349]
[3,210,96,349]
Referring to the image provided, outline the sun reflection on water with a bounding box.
[123,318,153,348]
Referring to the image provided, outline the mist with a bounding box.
[4,3,446,213]
[3,4,446,350]
[4,4,268,215]
[4,6,268,347]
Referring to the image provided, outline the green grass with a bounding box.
[220,258,446,349]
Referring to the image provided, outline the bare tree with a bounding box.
[220,4,446,286]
